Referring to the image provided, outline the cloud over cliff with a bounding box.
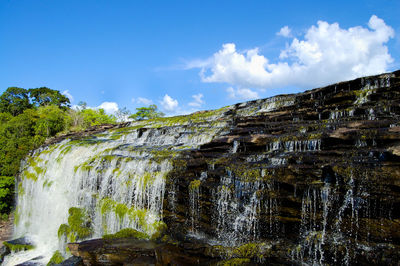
[189,15,395,96]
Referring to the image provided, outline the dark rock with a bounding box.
[68,238,220,265]
[43,122,130,147]
[6,237,34,246]
[0,245,9,262]
[27,70,400,265]
[1,236,35,262]
[15,256,44,266]
[59,255,83,266]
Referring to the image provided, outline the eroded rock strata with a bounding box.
[10,70,400,265]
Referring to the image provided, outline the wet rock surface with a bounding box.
[68,238,219,265]
[12,70,400,265]
[15,256,44,266]
[0,214,13,248]
[0,237,34,263]
[43,123,130,147]
[161,70,400,265]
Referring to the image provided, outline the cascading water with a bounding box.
[4,72,399,265]
[213,171,262,245]
[4,117,229,265]
[6,140,170,264]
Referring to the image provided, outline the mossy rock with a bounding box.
[103,228,149,240]
[150,221,168,240]
[189,180,201,191]
[217,258,251,266]
[47,250,64,265]
[3,237,34,252]
[3,242,34,252]
[57,207,92,242]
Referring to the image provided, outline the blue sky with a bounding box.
[0,0,399,116]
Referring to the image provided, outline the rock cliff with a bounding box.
[7,70,400,265]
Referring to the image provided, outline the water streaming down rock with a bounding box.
[213,173,262,245]
[8,141,170,264]
[5,70,400,265]
[5,116,230,265]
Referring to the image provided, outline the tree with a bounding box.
[28,87,71,109]
[80,108,116,127]
[0,109,40,176]
[0,176,14,216]
[129,104,164,121]
[35,105,68,137]
[0,87,32,116]
[115,107,131,122]
[77,101,87,110]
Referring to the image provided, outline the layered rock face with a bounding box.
[8,71,400,265]
[160,71,400,265]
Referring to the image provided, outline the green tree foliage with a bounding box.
[0,87,117,217]
[0,176,14,216]
[115,107,131,122]
[77,101,87,110]
[0,87,31,116]
[35,105,68,137]
[0,86,71,116]
[28,87,70,109]
[65,108,117,132]
[80,108,116,127]
[0,109,41,177]
[129,104,164,121]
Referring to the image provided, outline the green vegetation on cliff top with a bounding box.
[0,87,118,217]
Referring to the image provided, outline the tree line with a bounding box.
[0,87,166,219]
[0,87,117,218]
[0,86,166,218]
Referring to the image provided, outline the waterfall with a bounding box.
[7,140,169,264]
[4,71,399,265]
[5,120,226,265]
[189,179,201,234]
[214,172,262,245]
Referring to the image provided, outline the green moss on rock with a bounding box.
[227,165,262,182]
[47,250,64,265]
[42,179,53,188]
[23,171,38,181]
[68,207,92,239]
[217,258,251,266]
[58,207,92,242]
[234,243,259,258]
[189,180,201,191]
[208,242,268,260]
[128,207,148,230]
[150,221,168,240]
[100,197,116,215]
[103,228,149,240]
[57,223,70,239]
[3,242,34,252]
[115,203,129,222]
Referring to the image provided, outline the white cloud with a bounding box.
[160,94,178,112]
[188,93,204,107]
[277,26,291,37]
[137,97,153,105]
[62,90,74,102]
[72,101,121,116]
[132,97,154,105]
[227,87,259,100]
[98,102,119,114]
[189,15,394,90]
